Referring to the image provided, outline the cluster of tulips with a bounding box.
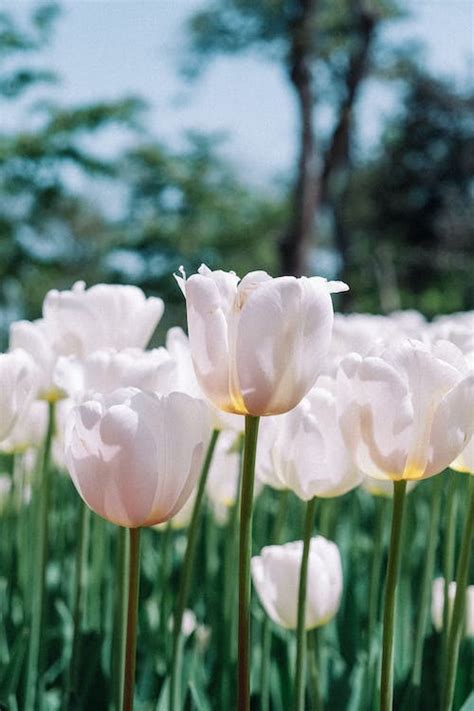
[1,266,473,711]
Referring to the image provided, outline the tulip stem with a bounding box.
[367,496,388,707]
[63,500,91,709]
[308,629,323,711]
[113,526,129,711]
[441,471,458,672]
[380,479,407,711]
[411,475,443,694]
[123,526,141,711]
[237,415,260,711]
[169,429,220,711]
[294,496,317,711]
[24,400,55,711]
[441,476,474,711]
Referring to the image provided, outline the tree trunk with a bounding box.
[321,5,377,300]
[279,0,318,276]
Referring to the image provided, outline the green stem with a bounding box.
[221,435,244,709]
[367,497,388,708]
[159,521,172,649]
[237,415,260,711]
[441,471,458,671]
[308,628,323,711]
[380,479,407,711]
[24,400,55,711]
[441,476,474,711]
[123,527,141,711]
[260,490,290,711]
[411,476,443,691]
[169,428,220,711]
[63,500,91,709]
[294,496,317,711]
[112,526,129,711]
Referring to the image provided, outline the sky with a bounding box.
[3,0,473,188]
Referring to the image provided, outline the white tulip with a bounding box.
[176,264,348,416]
[165,327,243,432]
[65,388,210,527]
[429,312,474,357]
[54,347,175,401]
[337,339,474,481]
[251,536,343,630]
[206,430,247,523]
[0,349,37,442]
[43,281,164,357]
[450,435,474,475]
[9,318,64,401]
[0,400,48,454]
[432,578,474,636]
[257,376,362,499]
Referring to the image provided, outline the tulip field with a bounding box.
[0,273,473,711]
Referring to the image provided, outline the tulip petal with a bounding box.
[236,277,334,416]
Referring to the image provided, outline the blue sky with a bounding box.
[3,0,473,187]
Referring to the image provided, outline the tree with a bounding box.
[343,62,474,314]
[107,133,286,334]
[0,4,144,342]
[185,0,400,275]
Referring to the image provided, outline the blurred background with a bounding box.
[1,0,473,346]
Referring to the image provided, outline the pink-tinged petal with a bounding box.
[184,274,234,412]
[236,277,334,416]
[144,392,210,525]
[425,373,474,477]
[384,341,461,479]
[337,354,412,480]
[64,389,210,528]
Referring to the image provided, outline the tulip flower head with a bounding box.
[10,319,64,401]
[251,536,343,630]
[55,347,175,402]
[432,578,474,636]
[0,400,48,454]
[43,281,164,357]
[450,435,474,475]
[0,349,37,442]
[65,388,210,527]
[337,339,474,481]
[166,326,243,432]
[257,376,363,499]
[176,265,348,417]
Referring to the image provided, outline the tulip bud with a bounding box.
[431,578,474,636]
[176,264,348,416]
[0,349,37,442]
[65,388,210,528]
[251,536,343,630]
[337,339,474,481]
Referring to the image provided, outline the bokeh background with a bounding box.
[1,0,473,347]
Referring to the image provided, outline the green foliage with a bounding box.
[344,64,474,315]
[1,458,472,709]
